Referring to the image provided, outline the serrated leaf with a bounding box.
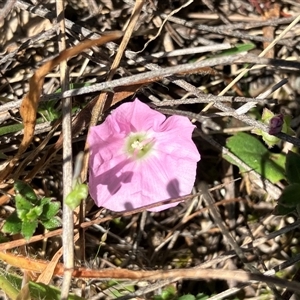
[1,212,22,234]
[26,205,43,221]
[14,180,37,203]
[225,132,285,183]
[278,183,300,208]
[41,218,61,230]
[15,195,33,221]
[285,151,300,184]
[41,201,60,219]
[40,197,52,206]
[21,220,38,240]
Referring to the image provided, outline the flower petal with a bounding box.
[88,98,200,212]
[111,99,166,132]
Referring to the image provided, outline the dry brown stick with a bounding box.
[1,250,300,295]
[0,0,17,23]
[55,1,74,298]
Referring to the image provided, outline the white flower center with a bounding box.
[131,140,144,150]
[125,132,155,160]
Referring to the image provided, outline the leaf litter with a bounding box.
[1,1,300,299]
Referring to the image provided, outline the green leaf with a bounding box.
[225,132,286,183]
[285,151,300,184]
[0,234,9,243]
[195,293,210,300]
[178,295,196,300]
[14,180,37,203]
[0,152,7,159]
[41,201,60,219]
[273,204,296,216]
[65,183,88,210]
[1,212,22,234]
[5,273,84,300]
[278,183,300,208]
[15,196,34,221]
[41,218,61,230]
[40,197,52,206]
[21,220,38,240]
[26,205,43,221]
[216,43,256,56]
[153,285,177,300]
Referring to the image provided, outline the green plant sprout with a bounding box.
[2,180,61,240]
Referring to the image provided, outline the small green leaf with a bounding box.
[178,295,196,300]
[1,212,22,234]
[65,183,88,210]
[5,273,84,300]
[217,43,256,56]
[278,183,300,208]
[0,234,9,243]
[21,219,38,240]
[41,218,61,230]
[285,151,300,184]
[26,206,43,221]
[14,180,37,203]
[154,285,177,300]
[195,293,210,300]
[0,152,7,159]
[41,201,60,219]
[15,195,33,220]
[225,132,285,183]
[40,197,52,206]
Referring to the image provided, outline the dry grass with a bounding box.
[1,0,300,299]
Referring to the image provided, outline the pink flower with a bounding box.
[88,99,200,212]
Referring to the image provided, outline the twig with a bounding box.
[15,0,117,51]
[0,0,17,23]
[219,13,300,97]
[162,14,298,49]
[55,1,74,299]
